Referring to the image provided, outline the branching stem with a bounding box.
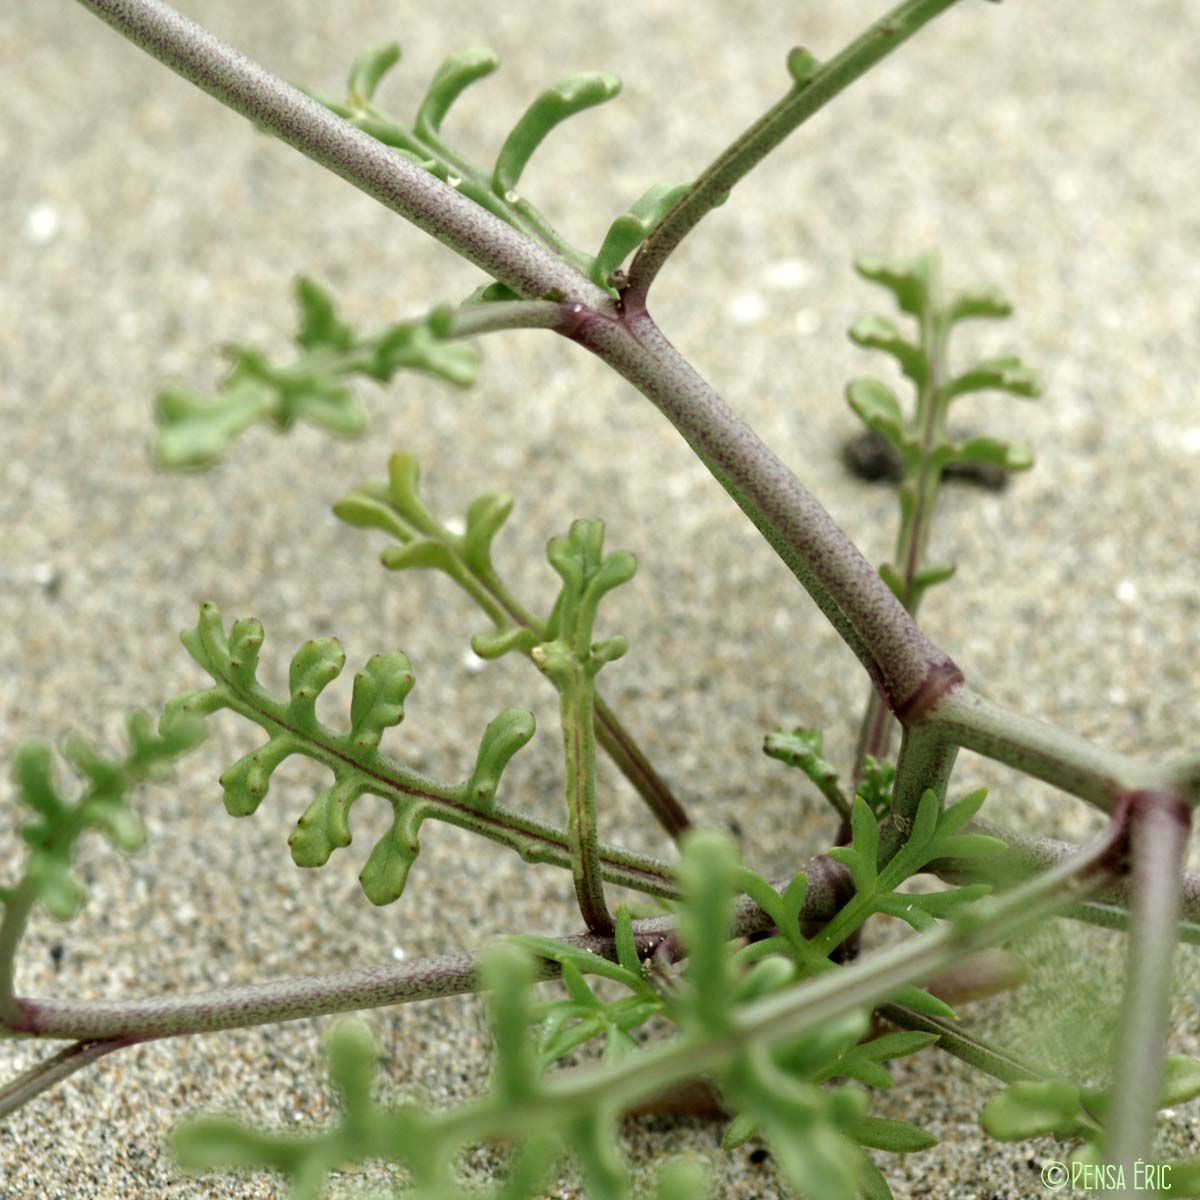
[570,310,956,711]
[932,817,1200,940]
[624,0,964,308]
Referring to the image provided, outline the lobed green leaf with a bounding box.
[848,315,927,388]
[6,712,203,923]
[854,255,930,317]
[156,280,477,468]
[166,603,534,906]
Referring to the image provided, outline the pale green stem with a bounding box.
[853,257,949,779]
[931,818,1200,941]
[1106,793,1192,1190]
[556,660,613,934]
[927,687,1187,814]
[440,299,573,338]
[0,882,38,1027]
[890,724,958,835]
[624,0,965,307]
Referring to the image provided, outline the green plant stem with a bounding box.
[436,523,692,843]
[1105,792,1192,1188]
[931,818,1200,940]
[890,724,957,835]
[75,0,613,312]
[853,257,950,779]
[344,464,691,841]
[554,660,613,934]
[2,862,848,1046]
[879,1003,1043,1086]
[0,882,38,1026]
[623,0,964,308]
[440,299,573,338]
[926,688,1197,814]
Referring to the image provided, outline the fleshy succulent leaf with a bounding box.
[336,454,538,653]
[1160,1055,1200,1108]
[346,42,402,107]
[847,1116,939,1153]
[536,519,635,679]
[295,277,354,351]
[591,180,690,290]
[854,255,929,316]
[981,1079,1083,1141]
[942,435,1035,472]
[466,709,537,808]
[763,726,849,818]
[848,315,927,388]
[945,286,1013,323]
[493,72,622,195]
[415,46,501,137]
[845,378,915,465]
[786,46,822,87]
[855,756,896,819]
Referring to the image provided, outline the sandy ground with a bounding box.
[2,1,1199,1196]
